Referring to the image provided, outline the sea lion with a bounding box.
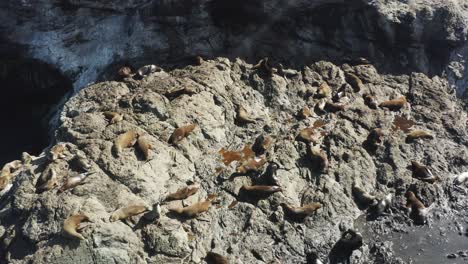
[114,130,139,156]
[296,127,320,143]
[168,123,197,145]
[168,195,217,218]
[351,183,376,207]
[236,156,267,174]
[137,136,153,161]
[329,229,363,264]
[368,194,392,217]
[252,57,273,76]
[143,203,161,221]
[411,161,439,183]
[164,87,197,100]
[63,213,90,240]
[241,184,282,195]
[379,96,407,111]
[315,82,331,98]
[165,184,199,201]
[118,66,132,78]
[103,111,123,124]
[252,135,273,156]
[325,101,346,112]
[309,145,328,173]
[366,128,384,147]
[345,72,363,92]
[48,143,67,161]
[277,63,299,78]
[405,191,427,225]
[298,106,312,119]
[263,162,280,185]
[205,252,229,264]
[236,105,256,124]
[363,93,378,109]
[406,130,434,142]
[137,64,160,77]
[281,203,322,221]
[109,204,149,222]
[37,168,58,193]
[58,172,89,193]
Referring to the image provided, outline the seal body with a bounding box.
[325,101,345,112]
[281,203,321,221]
[236,157,267,174]
[59,173,89,193]
[137,136,152,160]
[37,168,58,193]
[63,213,90,240]
[168,124,197,145]
[345,72,363,92]
[297,127,320,143]
[114,130,139,156]
[110,205,148,222]
[405,191,427,225]
[363,93,378,109]
[168,197,215,218]
[165,185,199,201]
[379,96,407,111]
[236,105,256,124]
[352,184,376,207]
[48,144,67,161]
[411,161,438,183]
[252,135,272,156]
[406,130,434,142]
[309,146,328,173]
[241,184,282,194]
[315,82,331,98]
[252,57,273,76]
[103,111,123,124]
[205,252,229,264]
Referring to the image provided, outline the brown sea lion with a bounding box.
[315,82,331,98]
[325,101,346,112]
[363,93,378,109]
[298,106,312,119]
[252,57,273,76]
[114,130,139,156]
[236,105,256,124]
[252,135,273,156]
[63,213,90,240]
[165,184,199,201]
[241,184,282,195]
[109,205,148,222]
[345,72,363,92]
[48,143,68,161]
[406,130,434,142]
[103,111,123,124]
[379,96,407,111]
[351,183,377,207]
[411,161,439,183]
[58,173,89,193]
[168,195,217,218]
[137,136,153,160]
[405,191,428,225]
[168,123,197,145]
[281,203,321,221]
[205,252,229,264]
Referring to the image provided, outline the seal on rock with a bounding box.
[406,130,434,142]
[168,194,217,218]
[165,184,199,201]
[379,96,407,111]
[113,130,139,156]
[63,213,90,240]
[344,72,363,92]
[110,204,149,222]
[241,184,282,195]
[411,161,439,183]
[236,156,267,174]
[205,252,229,264]
[103,111,123,124]
[137,136,153,161]
[48,143,68,161]
[58,172,90,193]
[236,105,256,124]
[281,203,322,221]
[168,123,197,145]
[405,191,428,225]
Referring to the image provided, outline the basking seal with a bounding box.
[59,172,90,193]
[411,161,439,183]
[344,72,363,92]
[63,213,90,240]
[252,135,273,156]
[379,96,407,111]
[236,156,267,174]
[405,191,428,225]
[241,184,282,195]
[252,57,273,76]
[406,130,434,142]
[118,66,132,78]
[205,252,229,264]
[315,82,331,99]
[363,93,378,109]
[113,130,139,156]
[351,183,376,207]
[137,136,153,161]
[103,111,123,124]
[168,195,217,218]
[308,145,328,173]
[168,123,197,145]
[298,106,312,119]
[110,204,149,222]
[236,105,256,124]
[48,143,68,161]
[297,127,320,143]
[368,193,392,217]
[165,184,199,201]
[37,168,58,193]
[281,203,321,221]
[325,101,346,112]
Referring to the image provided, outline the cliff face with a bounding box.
[0,0,467,97]
[0,58,467,263]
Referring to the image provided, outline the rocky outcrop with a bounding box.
[0,58,467,263]
[1,0,467,97]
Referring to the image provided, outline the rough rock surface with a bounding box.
[0,58,467,263]
[1,0,468,97]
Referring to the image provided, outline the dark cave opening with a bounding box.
[0,58,72,166]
